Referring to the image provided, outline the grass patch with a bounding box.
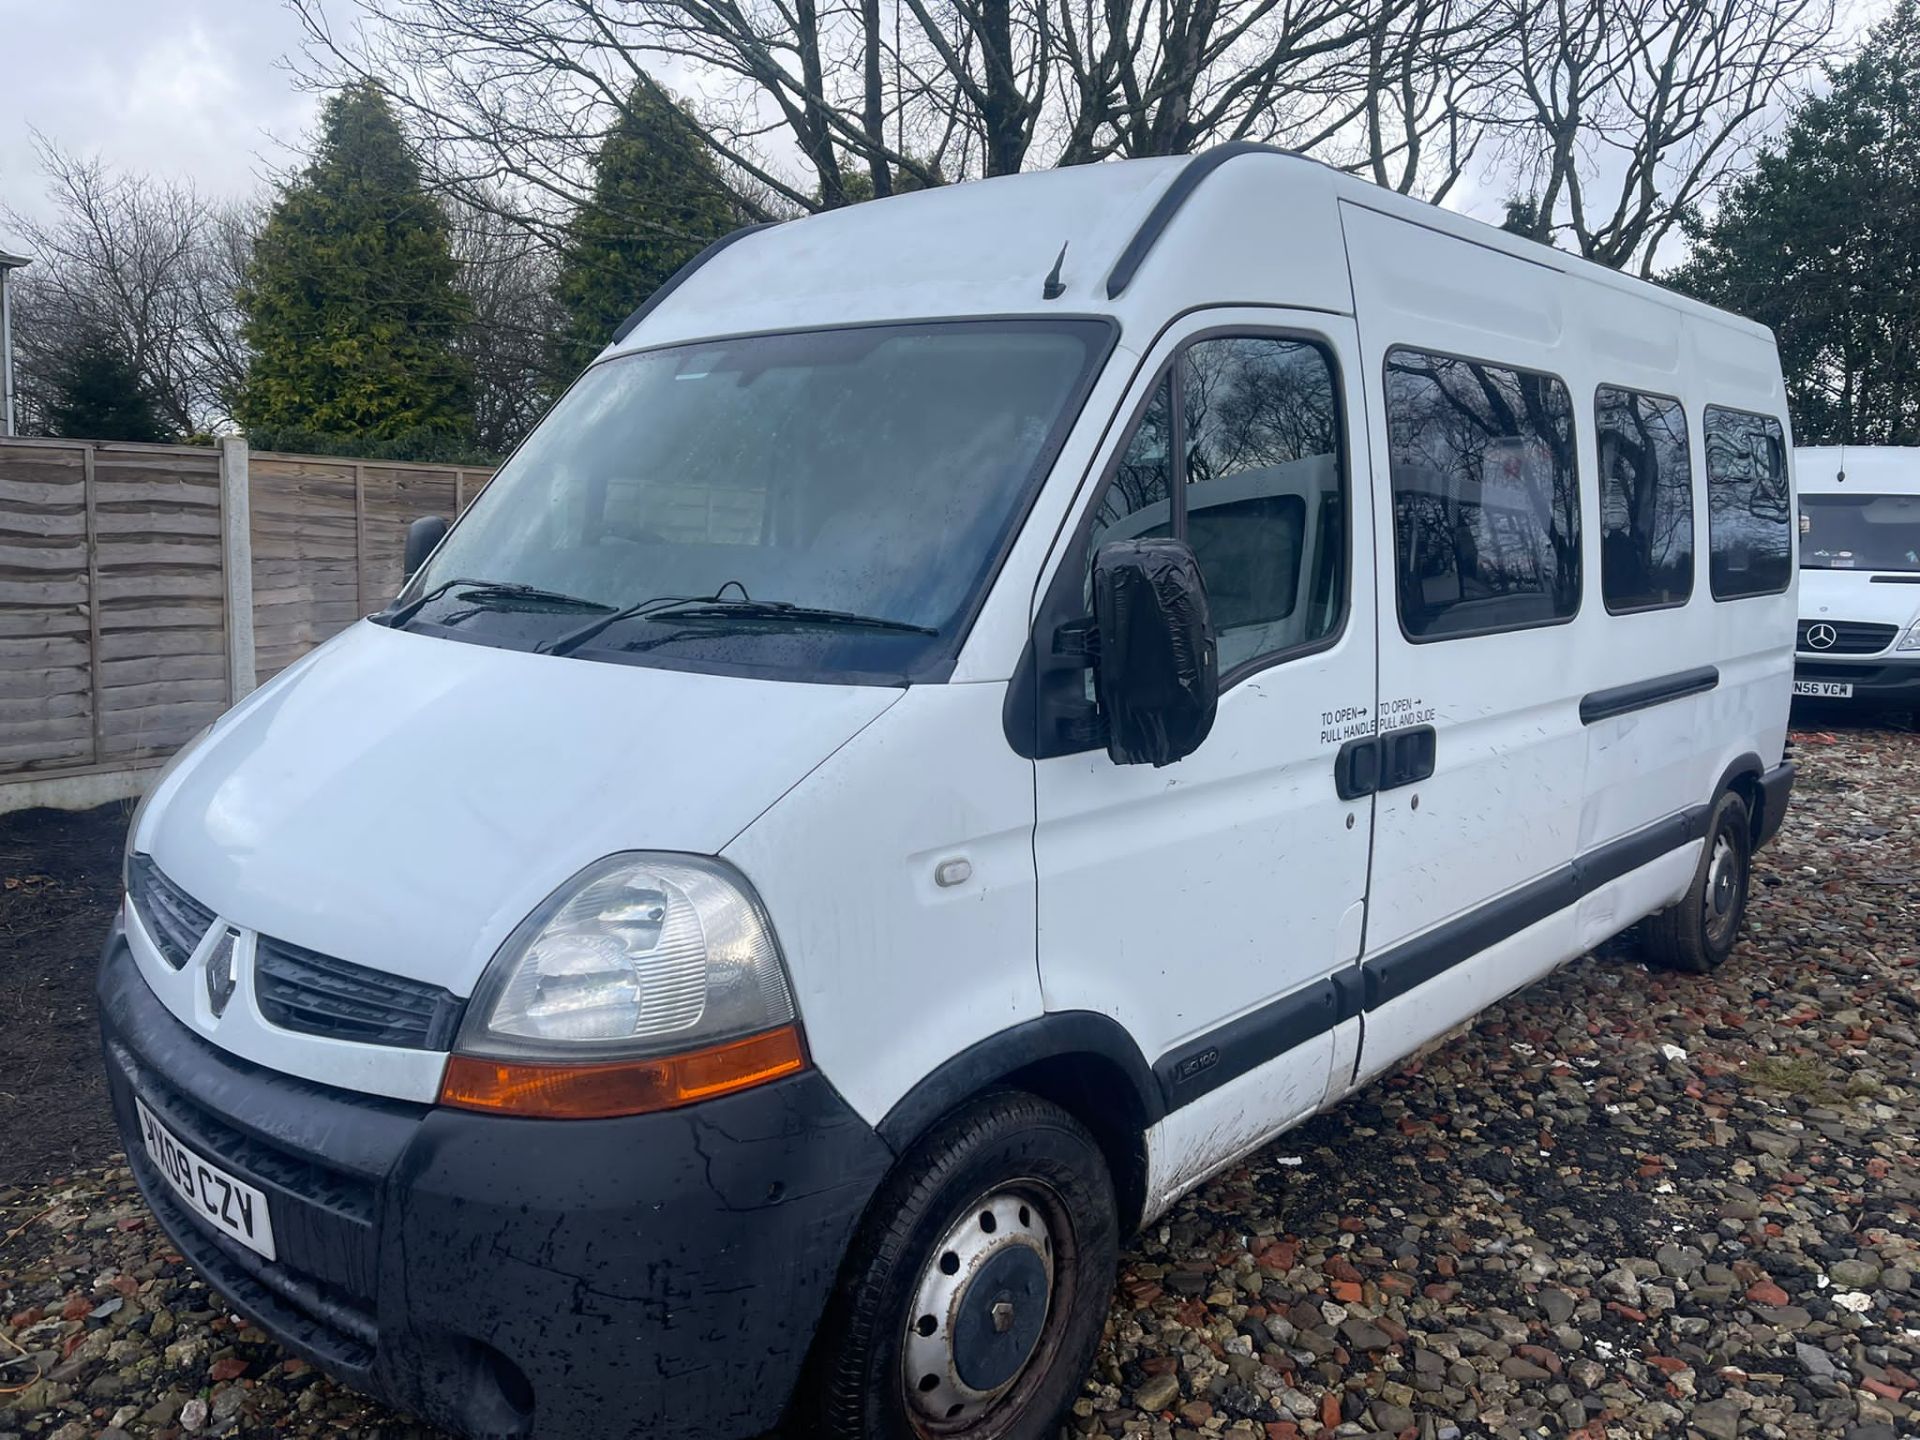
[1744,1056,1837,1102]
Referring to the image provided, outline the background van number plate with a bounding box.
[136,1098,277,1260]
[1793,680,1853,698]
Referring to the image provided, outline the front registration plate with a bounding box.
[1793,680,1854,698]
[136,1098,277,1260]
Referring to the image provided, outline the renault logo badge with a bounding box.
[1806,622,1838,651]
[204,928,239,1018]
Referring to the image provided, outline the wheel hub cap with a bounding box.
[903,1190,1054,1427]
[1707,837,1736,917]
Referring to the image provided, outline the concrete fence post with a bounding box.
[219,435,256,703]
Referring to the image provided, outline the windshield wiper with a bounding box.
[646,599,938,633]
[542,588,936,658]
[539,582,745,657]
[381,578,615,629]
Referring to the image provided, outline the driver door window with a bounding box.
[1089,335,1348,680]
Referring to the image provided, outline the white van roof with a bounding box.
[1796,445,1920,496]
[618,146,1777,355]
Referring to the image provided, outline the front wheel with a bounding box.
[1641,789,1751,973]
[801,1090,1119,1440]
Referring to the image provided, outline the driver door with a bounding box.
[1031,312,1377,1209]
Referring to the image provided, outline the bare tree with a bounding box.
[1047,0,1375,163]
[448,193,563,454]
[290,0,945,227]
[1351,0,1508,200]
[2,137,251,434]
[1489,0,1835,275]
[285,0,1838,284]
[290,0,1466,226]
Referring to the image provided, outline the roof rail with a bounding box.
[610,222,779,344]
[1104,142,1297,300]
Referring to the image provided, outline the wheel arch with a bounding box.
[1711,750,1767,845]
[875,1012,1162,1234]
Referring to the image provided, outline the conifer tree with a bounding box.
[46,329,169,442]
[238,81,473,453]
[1670,0,1920,444]
[550,82,738,384]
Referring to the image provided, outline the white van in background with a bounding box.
[1794,445,1920,711]
[102,145,1797,1440]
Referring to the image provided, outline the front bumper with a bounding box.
[1794,655,1920,705]
[98,928,893,1440]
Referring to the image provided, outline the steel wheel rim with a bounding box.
[901,1185,1058,1431]
[1703,832,1741,945]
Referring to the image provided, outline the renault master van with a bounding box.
[1794,445,1920,711]
[100,145,1797,1440]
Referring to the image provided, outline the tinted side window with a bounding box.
[1385,349,1580,639]
[1704,407,1792,599]
[1596,387,1694,612]
[1181,338,1345,673]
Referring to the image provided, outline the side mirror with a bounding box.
[1091,537,1218,766]
[404,515,450,579]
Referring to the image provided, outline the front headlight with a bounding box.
[1898,617,1920,651]
[442,853,805,1118]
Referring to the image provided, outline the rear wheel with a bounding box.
[1642,789,1751,973]
[802,1090,1119,1440]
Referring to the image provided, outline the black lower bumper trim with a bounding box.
[99,931,894,1440]
[125,1144,379,1370]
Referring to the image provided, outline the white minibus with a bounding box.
[101,145,1796,1440]
[1793,445,1920,710]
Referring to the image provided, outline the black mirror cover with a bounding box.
[404,515,450,579]
[1092,537,1218,766]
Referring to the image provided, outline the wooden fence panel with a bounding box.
[249,454,361,682]
[92,446,228,759]
[360,464,461,613]
[0,436,491,803]
[0,445,92,770]
[249,455,487,681]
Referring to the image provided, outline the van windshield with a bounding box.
[1800,493,1920,573]
[403,319,1112,681]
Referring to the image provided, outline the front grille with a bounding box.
[256,937,464,1051]
[127,855,216,970]
[1798,619,1899,655]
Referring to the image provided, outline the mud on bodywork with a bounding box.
[98,930,894,1440]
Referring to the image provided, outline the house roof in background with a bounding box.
[0,246,31,269]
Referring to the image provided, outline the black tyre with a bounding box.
[1642,789,1751,973]
[801,1089,1120,1440]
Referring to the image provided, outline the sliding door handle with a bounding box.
[1335,724,1436,799]
[1380,724,1436,791]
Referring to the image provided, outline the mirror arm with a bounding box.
[1052,616,1100,661]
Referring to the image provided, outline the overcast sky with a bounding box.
[0,0,319,239]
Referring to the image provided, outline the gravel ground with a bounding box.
[2,719,1916,1440]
